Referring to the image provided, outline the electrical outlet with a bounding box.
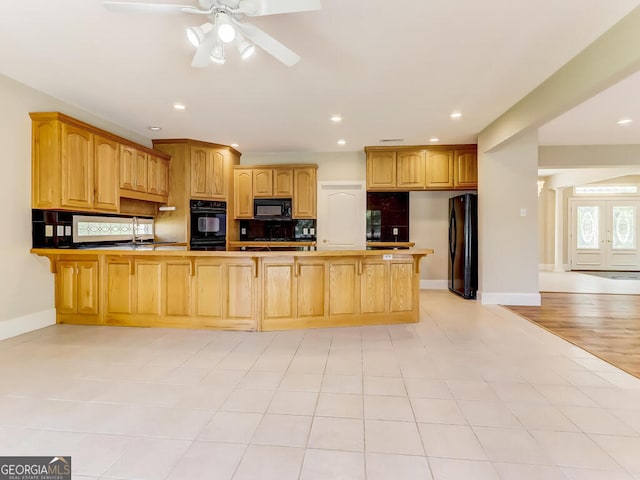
[303,228,309,235]
[45,225,53,237]
[393,227,399,235]
[310,227,315,235]
[56,225,64,237]
[241,227,246,235]
[383,254,393,261]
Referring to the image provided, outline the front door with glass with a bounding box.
[571,199,640,270]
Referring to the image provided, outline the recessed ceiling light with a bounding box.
[173,103,187,111]
[429,137,439,142]
[231,143,239,148]
[337,139,347,145]
[148,126,162,131]
[330,115,342,123]
[450,112,462,119]
[617,118,632,125]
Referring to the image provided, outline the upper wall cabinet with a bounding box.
[365,145,477,192]
[191,145,225,199]
[233,165,317,219]
[31,112,170,212]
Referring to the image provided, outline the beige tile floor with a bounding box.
[1,290,640,480]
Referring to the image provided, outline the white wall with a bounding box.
[478,129,540,305]
[0,73,149,339]
[241,151,366,182]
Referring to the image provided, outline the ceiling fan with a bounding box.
[103,0,321,67]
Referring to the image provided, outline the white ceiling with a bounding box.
[0,0,639,153]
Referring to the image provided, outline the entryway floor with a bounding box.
[540,270,640,295]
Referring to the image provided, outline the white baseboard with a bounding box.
[420,279,448,290]
[478,292,541,306]
[0,309,56,341]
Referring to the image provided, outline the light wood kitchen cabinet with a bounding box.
[397,150,425,189]
[366,150,397,189]
[425,149,454,189]
[252,168,294,198]
[454,150,478,189]
[61,123,93,209]
[274,169,294,197]
[120,145,150,193]
[253,169,274,197]
[35,249,431,331]
[234,168,254,219]
[30,112,170,212]
[233,165,316,219]
[191,146,225,199]
[94,135,120,212]
[56,258,99,324]
[147,154,169,196]
[293,166,317,219]
[364,145,477,191]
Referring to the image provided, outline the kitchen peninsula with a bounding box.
[31,247,432,331]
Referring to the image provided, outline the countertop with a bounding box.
[31,247,434,258]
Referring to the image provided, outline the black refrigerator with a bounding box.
[448,193,478,299]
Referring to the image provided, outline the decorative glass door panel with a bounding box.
[571,199,640,271]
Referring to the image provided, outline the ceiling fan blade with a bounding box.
[191,30,218,67]
[103,1,197,14]
[239,0,321,16]
[238,22,300,66]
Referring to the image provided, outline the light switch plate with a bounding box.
[310,228,315,235]
[392,227,399,235]
[65,226,72,236]
[241,228,246,235]
[45,225,54,237]
[56,225,64,237]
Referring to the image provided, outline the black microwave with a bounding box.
[254,198,292,219]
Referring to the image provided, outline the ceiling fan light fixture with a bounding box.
[210,43,226,64]
[186,22,213,48]
[216,13,236,43]
[234,34,255,59]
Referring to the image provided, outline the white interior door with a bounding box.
[570,198,640,270]
[317,181,366,250]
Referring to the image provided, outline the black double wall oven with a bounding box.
[190,200,227,250]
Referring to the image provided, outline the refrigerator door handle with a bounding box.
[449,206,456,259]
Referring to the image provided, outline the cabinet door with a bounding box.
[147,154,159,195]
[366,151,397,189]
[56,261,78,314]
[454,150,478,189]
[134,260,162,315]
[293,167,316,219]
[262,260,295,322]
[397,150,425,189]
[234,169,254,218]
[61,123,93,208]
[274,169,293,197]
[76,261,99,314]
[119,145,136,190]
[253,169,274,197]
[360,259,388,314]
[191,146,210,198]
[210,150,225,198]
[425,150,454,189]
[31,119,61,209]
[94,135,119,211]
[56,260,99,315]
[134,150,148,192]
[157,157,170,197]
[147,154,169,197]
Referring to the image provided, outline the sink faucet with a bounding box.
[132,216,139,243]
